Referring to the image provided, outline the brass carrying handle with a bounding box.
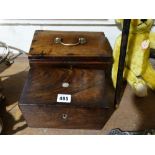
[54,37,86,46]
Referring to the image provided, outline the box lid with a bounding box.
[29,30,113,65]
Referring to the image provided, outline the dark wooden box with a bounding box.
[19,31,115,129]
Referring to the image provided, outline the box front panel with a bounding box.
[20,67,113,107]
[19,105,114,129]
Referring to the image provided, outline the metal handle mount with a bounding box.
[54,37,86,46]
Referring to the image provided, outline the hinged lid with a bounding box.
[28,30,113,66]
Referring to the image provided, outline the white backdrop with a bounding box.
[0,19,155,53]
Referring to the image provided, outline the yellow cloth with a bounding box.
[112,19,155,97]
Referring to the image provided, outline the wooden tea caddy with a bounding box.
[19,30,115,129]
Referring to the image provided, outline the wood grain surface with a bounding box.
[29,31,113,62]
[20,67,113,107]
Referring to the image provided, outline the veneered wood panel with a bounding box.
[29,31,112,58]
